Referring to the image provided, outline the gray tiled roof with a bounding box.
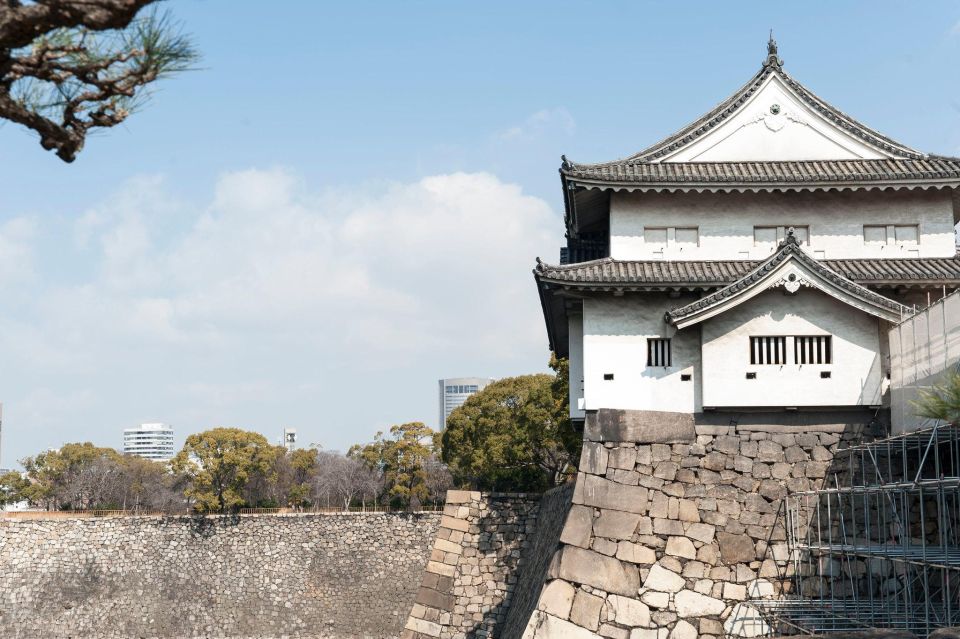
[559,57,960,189]
[535,255,960,286]
[561,158,960,188]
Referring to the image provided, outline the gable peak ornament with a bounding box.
[764,30,783,69]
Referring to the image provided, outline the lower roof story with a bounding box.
[568,288,889,420]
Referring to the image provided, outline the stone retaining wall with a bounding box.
[0,512,440,639]
[521,409,878,639]
[402,490,544,639]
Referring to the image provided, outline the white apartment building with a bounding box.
[535,39,960,430]
[438,377,494,429]
[122,423,176,461]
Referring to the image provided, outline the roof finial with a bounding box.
[764,30,783,69]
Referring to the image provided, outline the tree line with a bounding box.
[0,423,452,513]
[1,358,583,513]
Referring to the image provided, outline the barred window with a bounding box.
[647,338,672,367]
[795,335,832,364]
[750,336,787,365]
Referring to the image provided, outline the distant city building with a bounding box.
[123,423,175,461]
[438,377,494,429]
[282,427,297,452]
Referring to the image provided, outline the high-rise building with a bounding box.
[282,427,297,452]
[123,423,175,461]
[438,378,493,429]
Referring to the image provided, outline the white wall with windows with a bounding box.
[581,294,701,414]
[700,288,883,407]
[608,189,956,260]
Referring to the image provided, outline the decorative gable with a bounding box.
[664,230,911,329]
[660,74,892,162]
[635,37,921,164]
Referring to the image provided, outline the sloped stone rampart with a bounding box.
[402,490,546,639]
[521,409,876,639]
[0,512,439,638]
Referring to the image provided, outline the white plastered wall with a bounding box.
[700,288,883,408]
[609,189,956,261]
[582,294,701,413]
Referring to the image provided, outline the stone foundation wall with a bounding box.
[403,490,543,639]
[522,409,876,639]
[0,512,440,639]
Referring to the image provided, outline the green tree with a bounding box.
[171,427,274,513]
[441,357,579,492]
[0,470,29,507]
[0,1,198,161]
[20,442,122,509]
[352,422,436,509]
[913,371,960,425]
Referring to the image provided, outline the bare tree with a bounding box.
[423,455,452,509]
[0,1,197,161]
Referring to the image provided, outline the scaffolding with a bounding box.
[750,423,960,637]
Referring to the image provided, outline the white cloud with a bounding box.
[0,169,561,462]
[495,108,576,142]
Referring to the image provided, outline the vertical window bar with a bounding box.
[825,336,832,364]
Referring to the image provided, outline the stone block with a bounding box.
[440,515,470,532]
[665,536,696,560]
[653,462,678,481]
[539,580,576,620]
[530,612,603,639]
[640,590,669,609]
[653,518,684,536]
[560,505,594,549]
[642,563,685,593]
[580,443,609,475]
[585,409,695,444]
[576,474,649,514]
[717,532,756,563]
[724,603,770,638]
[610,469,641,485]
[609,446,638,470]
[674,589,725,617]
[616,541,657,565]
[670,619,697,639]
[405,616,443,637]
[558,546,640,597]
[723,582,747,601]
[701,452,727,471]
[677,500,700,523]
[598,625,630,639]
[594,510,643,540]
[416,587,456,612]
[747,579,775,598]
[593,537,618,556]
[570,589,604,631]
[445,490,480,504]
[608,594,651,627]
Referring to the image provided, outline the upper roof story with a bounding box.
[559,37,960,249]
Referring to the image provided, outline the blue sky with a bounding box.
[0,1,958,466]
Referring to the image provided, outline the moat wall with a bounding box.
[0,512,441,639]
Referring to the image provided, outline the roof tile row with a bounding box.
[536,256,960,285]
[561,158,960,186]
